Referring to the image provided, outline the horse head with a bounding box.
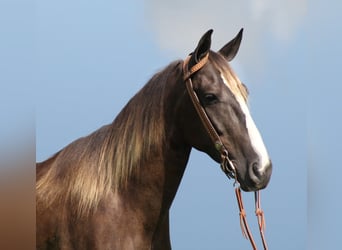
[181,29,272,191]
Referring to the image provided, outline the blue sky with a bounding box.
[1,0,341,249]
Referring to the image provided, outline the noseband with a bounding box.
[182,54,268,250]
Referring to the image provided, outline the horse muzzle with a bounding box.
[239,160,272,192]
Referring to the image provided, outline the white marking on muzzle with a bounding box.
[221,74,270,171]
[236,97,270,171]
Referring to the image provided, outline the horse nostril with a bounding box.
[247,160,272,190]
[252,162,262,178]
[249,161,262,182]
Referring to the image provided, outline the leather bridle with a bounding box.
[182,54,269,250]
[183,54,236,180]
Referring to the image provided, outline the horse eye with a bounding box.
[204,94,218,105]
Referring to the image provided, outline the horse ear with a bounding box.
[189,29,213,66]
[218,28,243,61]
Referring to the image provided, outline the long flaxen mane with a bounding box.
[36,61,183,217]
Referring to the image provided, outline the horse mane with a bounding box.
[36,60,183,217]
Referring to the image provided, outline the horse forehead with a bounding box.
[196,64,225,88]
[217,67,247,102]
[197,63,246,101]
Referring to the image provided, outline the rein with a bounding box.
[183,54,268,250]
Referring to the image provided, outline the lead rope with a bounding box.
[183,54,268,250]
[235,187,257,249]
[235,187,268,250]
[255,191,268,250]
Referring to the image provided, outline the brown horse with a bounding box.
[36,29,272,250]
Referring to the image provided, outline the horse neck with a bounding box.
[161,142,191,210]
[113,75,191,240]
[124,65,191,213]
[159,73,193,210]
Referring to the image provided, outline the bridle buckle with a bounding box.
[220,149,236,180]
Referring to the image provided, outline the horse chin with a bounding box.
[238,178,269,192]
[239,183,259,192]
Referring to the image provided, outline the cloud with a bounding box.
[144,0,307,73]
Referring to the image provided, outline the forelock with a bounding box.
[209,52,248,102]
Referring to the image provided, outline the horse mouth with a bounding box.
[238,180,267,192]
[211,149,272,192]
[235,161,272,192]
